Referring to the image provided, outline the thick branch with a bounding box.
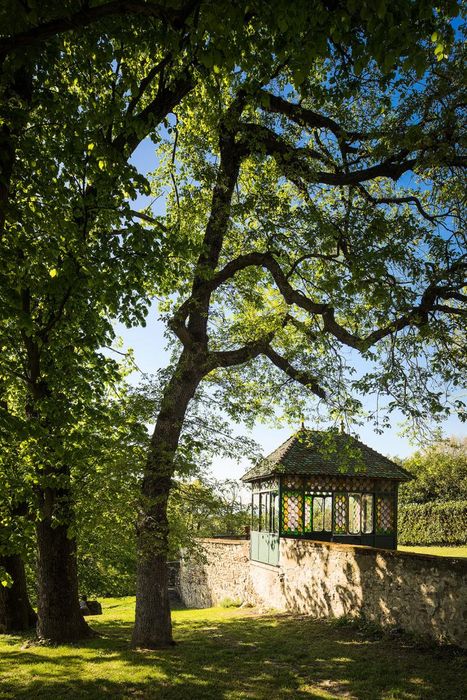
[257,90,362,143]
[112,72,193,156]
[262,345,326,400]
[357,185,439,224]
[239,123,416,185]
[175,250,466,354]
[0,1,198,60]
[207,337,272,370]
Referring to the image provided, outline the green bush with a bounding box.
[219,597,242,608]
[398,501,467,545]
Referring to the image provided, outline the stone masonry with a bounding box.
[179,538,467,648]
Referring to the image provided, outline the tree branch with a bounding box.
[239,122,417,185]
[262,345,326,399]
[357,184,439,224]
[0,1,199,60]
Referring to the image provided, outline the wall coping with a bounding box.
[284,538,467,572]
[196,537,467,572]
[198,538,248,545]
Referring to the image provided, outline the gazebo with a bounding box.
[241,429,411,566]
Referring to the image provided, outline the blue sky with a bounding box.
[117,136,466,480]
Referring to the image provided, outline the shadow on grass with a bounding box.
[0,609,465,700]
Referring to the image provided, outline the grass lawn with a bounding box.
[398,545,467,558]
[0,598,465,700]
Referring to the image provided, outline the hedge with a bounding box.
[398,500,467,546]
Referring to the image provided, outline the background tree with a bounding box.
[400,437,467,504]
[72,374,257,597]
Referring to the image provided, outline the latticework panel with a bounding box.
[304,495,312,532]
[303,476,375,492]
[281,491,303,534]
[283,475,303,490]
[376,496,394,534]
[334,494,347,533]
[252,478,279,492]
[378,480,395,493]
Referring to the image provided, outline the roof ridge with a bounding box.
[347,434,410,474]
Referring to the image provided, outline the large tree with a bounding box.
[0,0,204,640]
[130,11,466,646]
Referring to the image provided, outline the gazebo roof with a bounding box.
[241,429,412,483]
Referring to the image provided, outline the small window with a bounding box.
[259,492,270,532]
[304,495,313,532]
[270,492,278,533]
[324,496,332,532]
[362,494,373,533]
[376,495,394,535]
[313,496,324,531]
[252,493,260,531]
[282,491,303,534]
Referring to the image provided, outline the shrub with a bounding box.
[219,597,242,608]
[398,501,467,545]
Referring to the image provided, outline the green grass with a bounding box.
[398,545,467,558]
[0,597,465,699]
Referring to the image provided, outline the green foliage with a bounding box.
[398,501,467,545]
[219,597,242,608]
[169,478,250,558]
[71,376,256,596]
[399,438,467,504]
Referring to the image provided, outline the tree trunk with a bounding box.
[132,351,203,648]
[35,506,91,642]
[0,553,37,632]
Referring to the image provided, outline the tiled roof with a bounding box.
[241,429,412,482]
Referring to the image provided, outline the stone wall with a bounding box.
[179,538,467,649]
[179,539,255,608]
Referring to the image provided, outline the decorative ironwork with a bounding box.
[376,496,394,534]
[334,493,347,533]
[303,475,375,492]
[281,491,303,534]
[252,478,278,492]
[283,475,303,490]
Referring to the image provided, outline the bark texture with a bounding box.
[35,512,91,642]
[0,553,37,632]
[131,351,203,648]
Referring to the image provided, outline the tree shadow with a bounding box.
[0,606,465,700]
[277,541,467,649]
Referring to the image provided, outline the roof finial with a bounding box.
[340,418,345,433]
[300,416,305,431]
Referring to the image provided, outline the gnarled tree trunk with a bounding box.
[131,351,203,648]
[0,553,36,632]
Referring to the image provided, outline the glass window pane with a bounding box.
[281,492,303,534]
[324,496,332,531]
[362,494,373,533]
[349,494,361,533]
[334,494,347,533]
[304,495,313,532]
[313,497,324,531]
[376,496,394,534]
[259,492,269,532]
[270,493,278,533]
[252,493,260,531]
